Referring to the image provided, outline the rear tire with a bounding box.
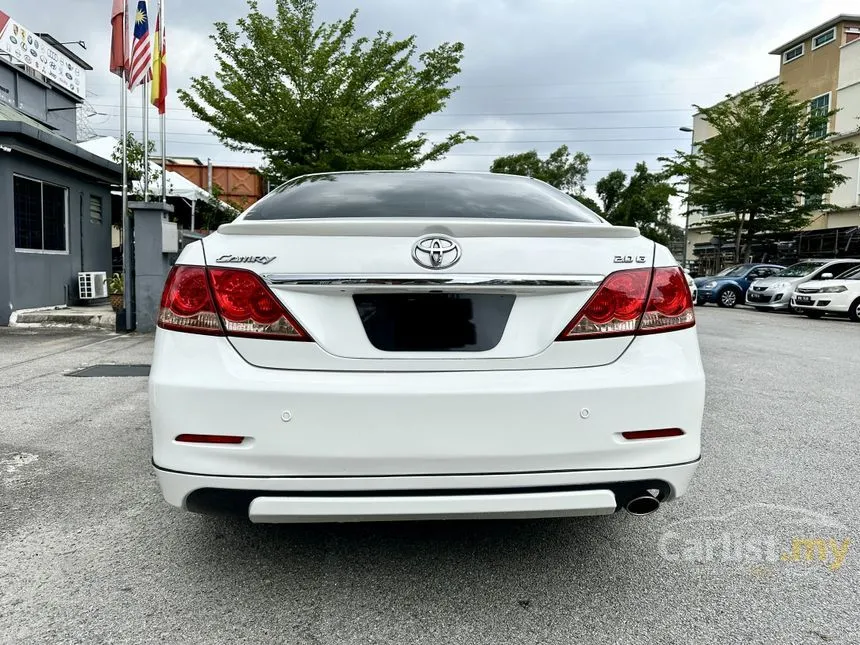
[803,311,825,319]
[716,287,740,308]
[850,298,860,323]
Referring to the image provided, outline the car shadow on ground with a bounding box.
[176,511,656,591]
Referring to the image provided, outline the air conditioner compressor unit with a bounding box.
[78,271,108,300]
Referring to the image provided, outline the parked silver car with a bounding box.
[746,259,860,311]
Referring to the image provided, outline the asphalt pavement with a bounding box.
[0,308,857,645]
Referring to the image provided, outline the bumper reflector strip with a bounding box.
[175,434,246,445]
[621,428,685,440]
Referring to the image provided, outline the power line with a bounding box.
[88,103,691,118]
[86,75,734,90]
[90,128,686,144]
[91,117,689,132]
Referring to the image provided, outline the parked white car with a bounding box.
[149,171,705,523]
[684,269,698,303]
[746,259,860,311]
[791,264,860,321]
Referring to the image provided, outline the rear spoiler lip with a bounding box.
[217,217,641,239]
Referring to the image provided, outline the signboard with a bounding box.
[0,11,86,100]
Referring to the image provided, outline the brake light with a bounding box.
[557,267,694,340]
[208,268,310,340]
[158,265,222,335]
[639,267,696,334]
[157,265,311,340]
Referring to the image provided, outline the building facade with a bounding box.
[685,15,860,272]
[0,17,121,325]
[164,157,266,212]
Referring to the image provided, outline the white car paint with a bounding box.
[791,265,860,320]
[149,171,705,523]
[684,269,698,303]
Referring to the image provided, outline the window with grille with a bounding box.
[13,176,68,252]
[812,28,835,49]
[809,94,830,139]
[783,44,804,63]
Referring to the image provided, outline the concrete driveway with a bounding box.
[0,309,857,644]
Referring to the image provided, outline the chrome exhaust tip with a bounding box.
[625,495,661,516]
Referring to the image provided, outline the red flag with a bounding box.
[151,7,167,114]
[109,0,127,77]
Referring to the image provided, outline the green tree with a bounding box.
[178,0,475,183]
[489,145,590,195]
[596,163,677,245]
[572,194,603,215]
[111,132,166,199]
[661,82,857,262]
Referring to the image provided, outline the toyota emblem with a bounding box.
[412,236,461,270]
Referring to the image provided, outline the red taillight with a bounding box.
[621,428,685,440]
[208,268,310,340]
[158,266,222,335]
[175,434,245,444]
[638,266,696,335]
[557,266,694,340]
[158,265,311,340]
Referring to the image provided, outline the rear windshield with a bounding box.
[242,172,604,223]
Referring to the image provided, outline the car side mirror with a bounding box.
[821,273,834,280]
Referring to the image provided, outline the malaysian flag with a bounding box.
[127,0,152,89]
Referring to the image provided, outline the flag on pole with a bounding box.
[151,4,167,114]
[127,0,152,90]
[109,0,127,77]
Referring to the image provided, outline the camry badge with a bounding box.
[412,236,461,270]
[215,255,276,265]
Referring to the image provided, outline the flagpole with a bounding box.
[160,0,166,203]
[121,1,132,331]
[143,81,149,201]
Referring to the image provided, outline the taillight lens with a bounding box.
[639,267,696,334]
[557,266,694,340]
[208,268,310,340]
[158,265,311,340]
[558,268,650,339]
[158,266,222,335]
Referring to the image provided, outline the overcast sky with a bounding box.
[5,0,859,197]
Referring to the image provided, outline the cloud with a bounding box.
[7,0,859,191]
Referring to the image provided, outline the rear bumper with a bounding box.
[150,328,705,478]
[154,459,700,521]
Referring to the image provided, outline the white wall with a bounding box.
[837,39,860,134]
[831,156,860,208]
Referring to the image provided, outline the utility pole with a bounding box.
[679,126,695,268]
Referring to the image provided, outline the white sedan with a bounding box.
[684,269,698,303]
[791,264,860,321]
[150,171,705,523]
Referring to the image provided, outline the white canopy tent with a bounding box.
[77,136,237,225]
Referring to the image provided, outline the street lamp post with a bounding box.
[679,126,694,268]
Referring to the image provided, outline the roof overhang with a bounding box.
[769,15,860,55]
[0,122,121,184]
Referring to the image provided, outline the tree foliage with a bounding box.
[661,82,857,261]
[572,194,603,215]
[178,0,475,183]
[111,132,166,199]
[596,162,677,245]
[489,145,590,195]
